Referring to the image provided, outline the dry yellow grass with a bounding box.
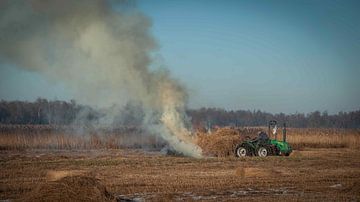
[287,128,360,149]
[17,174,114,202]
[197,127,251,157]
[1,125,359,157]
[1,148,360,201]
[0,125,162,150]
[1,125,359,201]
[46,170,89,181]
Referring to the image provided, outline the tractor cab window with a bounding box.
[258,131,269,141]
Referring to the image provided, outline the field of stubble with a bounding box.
[0,126,360,201]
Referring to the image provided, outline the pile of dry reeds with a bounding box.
[18,174,114,202]
[197,127,259,157]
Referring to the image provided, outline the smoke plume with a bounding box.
[0,0,202,158]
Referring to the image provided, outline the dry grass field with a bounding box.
[1,125,360,201]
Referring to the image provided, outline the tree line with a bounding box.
[0,99,99,125]
[0,99,359,128]
[187,108,360,128]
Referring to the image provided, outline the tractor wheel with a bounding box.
[257,147,268,157]
[235,146,248,157]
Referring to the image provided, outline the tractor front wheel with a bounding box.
[236,146,248,157]
[257,147,268,157]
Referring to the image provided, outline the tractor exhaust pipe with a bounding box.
[283,123,287,142]
[268,120,277,140]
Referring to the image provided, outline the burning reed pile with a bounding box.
[197,127,259,157]
[18,174,114,202]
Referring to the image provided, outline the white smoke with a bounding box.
[0,0,202,158]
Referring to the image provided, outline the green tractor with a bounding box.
[235,120,292,157]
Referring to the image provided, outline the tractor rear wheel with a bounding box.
[257,147,268,157]
[236,146,248,157]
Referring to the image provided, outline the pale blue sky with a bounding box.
[0,0,359,114]
[137,0,360,113]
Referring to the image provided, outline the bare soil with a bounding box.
[1,148,359,201]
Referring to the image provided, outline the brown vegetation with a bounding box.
[287,128,360,149]
[1,125,360,201]
[1,125,359,157]
[1,148,360,201]
[197,127,256,157]
[0,124,163,150]
[18,174,114,202]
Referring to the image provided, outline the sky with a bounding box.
[0,0,359,114]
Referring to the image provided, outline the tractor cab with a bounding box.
[235,120,292,157]
[268,120,292,156]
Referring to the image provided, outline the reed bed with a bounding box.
[287,128,360,149]
[0,125,164,150]
[0,125,359,156]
